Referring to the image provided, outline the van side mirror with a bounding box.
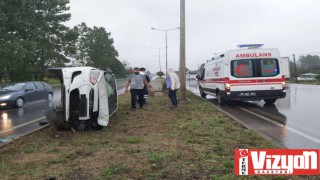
[196,74,204,80]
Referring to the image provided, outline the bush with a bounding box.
[46,78,60,85]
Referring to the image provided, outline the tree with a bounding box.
[71,23,90,66]
[0,0,71,82]
[72,24,127,77]
[156,71,165,77]
[298,55,320,74]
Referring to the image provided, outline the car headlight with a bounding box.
[0,95,11,100]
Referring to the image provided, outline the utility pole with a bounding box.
[179,0,186,99]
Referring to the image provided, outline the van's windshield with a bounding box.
[231,59,279,78]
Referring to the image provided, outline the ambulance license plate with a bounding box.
[238,92,256,97]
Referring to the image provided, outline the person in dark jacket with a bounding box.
[139,67,150,105]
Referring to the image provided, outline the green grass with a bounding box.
[125,136,141,144]
[102,163,125,178]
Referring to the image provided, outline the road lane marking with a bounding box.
[238,107,320,144]
[0,116,46,134]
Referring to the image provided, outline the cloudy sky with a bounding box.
[65,0,320,73]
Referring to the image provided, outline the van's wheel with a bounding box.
[72,120,90,131]
[264,99,276,104]
[15,97,24,108]
[217,92,225,105]
[199,86,207,98]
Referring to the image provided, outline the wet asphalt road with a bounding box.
[187,80,320,149]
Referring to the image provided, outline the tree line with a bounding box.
[289,54,320,77]
[0,0,128,83]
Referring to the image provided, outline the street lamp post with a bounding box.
[150,47,165,73]
[151,27,179,72]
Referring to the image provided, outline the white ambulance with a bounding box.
[197,44,286,105]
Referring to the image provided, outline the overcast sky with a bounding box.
[65,0,320,73]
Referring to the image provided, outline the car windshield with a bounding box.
[2,83,26,91]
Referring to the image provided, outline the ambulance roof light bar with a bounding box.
[237,44,264,49]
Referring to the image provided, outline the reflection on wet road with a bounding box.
[0,100,51,143]
[187,81,320,149]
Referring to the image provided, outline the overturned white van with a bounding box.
[46,67,118,130]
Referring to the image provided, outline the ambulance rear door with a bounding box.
[228,50,259,99]
[255,49,283,92]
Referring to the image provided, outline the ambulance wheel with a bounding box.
[199,86,207,98]
[264,99,276,104]
[217,92,225,105]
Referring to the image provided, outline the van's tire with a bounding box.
[199,86,207,98]
[216,92,225,105]
[264,99,276,104]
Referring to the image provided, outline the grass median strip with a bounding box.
[0,91,312,179]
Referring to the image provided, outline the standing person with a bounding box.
[139,67,150,105]
[125,67,149,111]
[166,68,181,109]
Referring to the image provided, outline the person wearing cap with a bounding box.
[125,67,149,110]
[139,67,150,105]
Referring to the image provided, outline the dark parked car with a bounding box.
[0,81,53,108]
